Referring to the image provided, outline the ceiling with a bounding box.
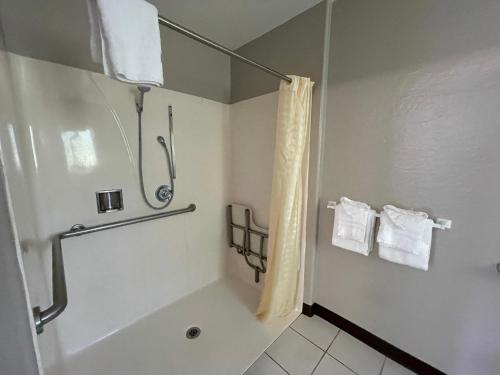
[150,0,323,49]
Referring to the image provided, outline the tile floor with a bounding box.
[245,314,416,375]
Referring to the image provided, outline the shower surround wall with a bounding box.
[0,4,331,370]
[229,1,329,295]
[3,53,230,372]
[0,28,40,374]
[227,91,278,287]
[315,0,500,373]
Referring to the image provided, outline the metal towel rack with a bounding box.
[227,205,268,283]
[326,200,452,230]
[33,203,196,334]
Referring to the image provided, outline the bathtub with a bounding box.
[45,277,297,375]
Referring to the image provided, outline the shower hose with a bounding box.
[136,88,175,210]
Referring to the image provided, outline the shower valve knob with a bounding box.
[156,185,173,203]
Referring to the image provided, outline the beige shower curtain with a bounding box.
[257,75,313,320]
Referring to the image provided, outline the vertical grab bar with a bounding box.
[32,204,196,334]
[32,235,67,334]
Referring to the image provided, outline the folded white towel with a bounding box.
[377,205,429,254]
[332,197,376,256]
[88,0,164,87]
[377,205,433,270]
[336,197,370,242]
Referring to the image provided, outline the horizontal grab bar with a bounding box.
[33,203,197,334]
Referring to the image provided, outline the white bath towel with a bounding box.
[377,205,433,271]
[88,0,164,86]
[332,197,376,256]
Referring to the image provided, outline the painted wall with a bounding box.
[0,24,40,375]
[0,0,231,103]
[229,1,330,301]
[3,53,230,373]
[231,1,326,104]
[315,0,500,373]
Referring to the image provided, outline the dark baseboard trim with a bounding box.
[309,303,445,375]
[302,303,314,317]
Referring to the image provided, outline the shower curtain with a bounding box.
[257,75,313,320]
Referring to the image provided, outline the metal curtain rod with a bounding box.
[157,15,292,84]
[32,204,196,334]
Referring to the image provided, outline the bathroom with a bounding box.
[1,0,499,374]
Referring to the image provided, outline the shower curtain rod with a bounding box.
[157,15,293,84]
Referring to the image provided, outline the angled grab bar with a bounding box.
[33,203,197,334]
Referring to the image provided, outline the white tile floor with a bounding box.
[245,314,416,375]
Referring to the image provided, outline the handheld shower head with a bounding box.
[136,86,151,113]
[138,86,151,93]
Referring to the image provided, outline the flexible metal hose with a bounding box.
[137,89,175,210]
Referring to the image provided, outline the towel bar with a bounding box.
[326,201,452,230]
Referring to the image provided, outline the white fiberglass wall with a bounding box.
[227,91,278,288]
[2,53,230,372]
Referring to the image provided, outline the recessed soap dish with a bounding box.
[96,189,123,213]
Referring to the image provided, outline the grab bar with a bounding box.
[33,203,197,334]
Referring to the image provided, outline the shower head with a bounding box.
[136,86,151,113]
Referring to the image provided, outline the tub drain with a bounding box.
[185,326,201,339]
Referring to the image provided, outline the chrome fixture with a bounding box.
[156,185,173,202]
[32,204,196,334]
[136,87,176,209]
[227,205,268,283]
[157,15,291,84]
[96,189,123,213]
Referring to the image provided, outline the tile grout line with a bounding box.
[327,329,341,352]
[289,325,333,352]
[260,315,302,362]
[264,352,291,375]
[252,314,301,375]
[310,329,341,374]
[379,357,387,375]
[330,355,361,375]
[327,330,386,375]
[325,331,362,375]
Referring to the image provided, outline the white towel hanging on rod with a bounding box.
[326,201,452,230]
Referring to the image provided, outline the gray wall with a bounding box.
[231,1,327,103]
[0,0,230,103]
[315,0,500,373]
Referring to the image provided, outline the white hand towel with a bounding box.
[332,197,376,256]
[87,0,164,87]
[377,205,433,271]
[336,197,370,242]
[377,205,429,254]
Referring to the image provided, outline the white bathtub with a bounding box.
[45,277,297,375]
